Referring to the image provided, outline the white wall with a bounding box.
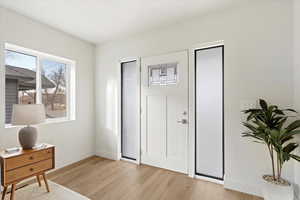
[95,0,294,197]
[0,7,96,169]
[293,0,300,198]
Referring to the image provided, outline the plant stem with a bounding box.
[279,159,282,180]
[277,153,281,181]
[268,145,276,179]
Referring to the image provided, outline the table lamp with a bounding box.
[11,104,46,149]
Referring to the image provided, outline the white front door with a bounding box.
[141,51,188,174]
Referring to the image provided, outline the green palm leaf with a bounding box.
[286,120,300,132]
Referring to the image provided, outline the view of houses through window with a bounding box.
[5,50,37,123]
[4,45,73,124]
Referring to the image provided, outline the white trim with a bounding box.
[188,40,225,180]
[36,56,42,104]
[5,118,76,129]
[120,157,139,164]
[5,43,75,64]
[44,117,70,124]
[188,47,195,178]
[4,43,76,124]
[195,174,224,185]
[117,57,141,165]
[69,62,76,120]
[190,40,224,51]
[1,42,5,127]
[119,57,139,64]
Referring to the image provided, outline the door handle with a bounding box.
[177,119,188,124]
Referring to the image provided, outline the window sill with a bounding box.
[5,118,75,129]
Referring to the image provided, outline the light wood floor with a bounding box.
[47,156,262,200]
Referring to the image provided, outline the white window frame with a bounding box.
[4,43,76,126]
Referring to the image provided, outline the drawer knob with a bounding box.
[30,168,34,172]
[29,156,34,160]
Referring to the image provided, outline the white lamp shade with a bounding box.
[11,104,46,125]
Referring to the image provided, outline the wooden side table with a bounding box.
[0,144,55,200]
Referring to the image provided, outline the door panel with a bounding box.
[141,51,188,174]
[167,96,186,158]
[146,95,166,159]
[195,46,224,180]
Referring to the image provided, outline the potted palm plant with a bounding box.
[242,99,300,200]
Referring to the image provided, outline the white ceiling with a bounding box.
[0,0,244,44]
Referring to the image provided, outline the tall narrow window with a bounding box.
[4,43,75,125]
[195,45,224,180]
[121,60,139,160]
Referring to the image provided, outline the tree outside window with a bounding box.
[42,60,67,119]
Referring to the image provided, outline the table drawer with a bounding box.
[6,148,53,171]
[6,159,53,184]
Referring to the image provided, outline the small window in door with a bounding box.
[148,62,177,86]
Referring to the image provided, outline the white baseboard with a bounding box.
[96,150,118,160]
[224,179,263,197]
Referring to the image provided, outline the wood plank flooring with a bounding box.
[48,156,262,200]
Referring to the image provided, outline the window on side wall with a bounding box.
[4,43,76,125]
